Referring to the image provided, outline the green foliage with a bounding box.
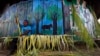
[3,37,13,47]
[13,35,74,56]
[89,7,100,37]
[3,35,94,56]
[33,5,45,21]
[47,5,62,21]
[71,5,94,49]
[14,36,38,56]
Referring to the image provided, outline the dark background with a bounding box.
[0,0,100,18]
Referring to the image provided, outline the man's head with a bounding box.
[23,20,29,26]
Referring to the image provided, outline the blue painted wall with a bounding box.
[0,0,67,37]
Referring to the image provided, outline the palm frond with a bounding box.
[71,5,94,49]
[3,37,13,47]
[89,7,100,37]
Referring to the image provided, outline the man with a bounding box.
[16,18,32,36]
[8,18,32,55]
[20,20,32,35]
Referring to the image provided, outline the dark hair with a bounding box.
[24,20,29,23]
[24,20,28,22]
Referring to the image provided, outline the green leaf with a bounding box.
[89,7,100,37]
[72,5,94,49]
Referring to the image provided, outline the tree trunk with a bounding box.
[53,18,57,35]
[36,20,39,34]
[62,1,65,34]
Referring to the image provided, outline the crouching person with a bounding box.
[9,18,32,55]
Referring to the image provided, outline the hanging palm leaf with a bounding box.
[89,7,100,38]
[13,34,75,56]
[3,37,13,47]
[71,5,94,49]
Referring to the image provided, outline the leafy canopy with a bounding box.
[33,5,45,21]
[47,5,62,21]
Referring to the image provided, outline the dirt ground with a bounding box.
[0,50,10,56]
[38,48,100,56]
[0,48,100,56]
